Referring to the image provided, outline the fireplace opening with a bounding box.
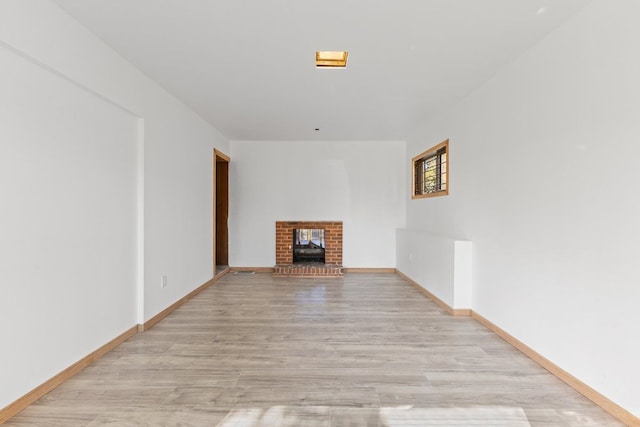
[293,228,325,263]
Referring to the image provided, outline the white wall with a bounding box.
[0,0,228,410]
[402,0,640,416]
[0,42,137,410]
[230,141,406,268]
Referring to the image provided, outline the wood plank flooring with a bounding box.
[5,273,623,426]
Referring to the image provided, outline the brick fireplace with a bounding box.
[274,221,343,277]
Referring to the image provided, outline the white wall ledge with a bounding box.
[396,229,472,310]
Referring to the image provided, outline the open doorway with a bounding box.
[214,149,230,276]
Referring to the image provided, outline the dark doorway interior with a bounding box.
[215,151,229,269]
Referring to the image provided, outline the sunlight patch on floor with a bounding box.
[380,405,531,426]
[216,405,532,426]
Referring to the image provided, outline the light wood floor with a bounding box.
[5,273,623,426]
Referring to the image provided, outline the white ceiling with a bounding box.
[54,0,589,141]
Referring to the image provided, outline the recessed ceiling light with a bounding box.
[316,51,348,68]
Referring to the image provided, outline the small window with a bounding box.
[412,139,448,199]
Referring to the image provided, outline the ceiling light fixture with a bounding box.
[316,51,348,68]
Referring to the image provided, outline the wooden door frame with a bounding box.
[213,149,230,273]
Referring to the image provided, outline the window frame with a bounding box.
[412,139,449,199]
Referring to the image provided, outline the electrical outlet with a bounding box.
[161,275,167,288]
